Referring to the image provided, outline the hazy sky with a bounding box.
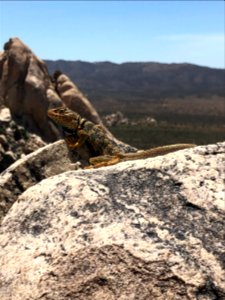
[0,1,224,68]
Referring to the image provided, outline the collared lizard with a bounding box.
[47,106,196,168]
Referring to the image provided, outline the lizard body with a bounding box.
[47,106,121,156]
[48,106,196,168]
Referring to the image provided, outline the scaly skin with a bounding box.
[47,106,121,156]
[48,106,196,168]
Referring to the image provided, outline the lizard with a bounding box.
[47,106,196,169]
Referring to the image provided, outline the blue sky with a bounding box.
[0,1,224,68]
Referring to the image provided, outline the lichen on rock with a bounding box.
[0,142,224,299]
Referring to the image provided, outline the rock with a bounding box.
[144,116,157,126]
[54,71,102,125]
[132,116,158,126]
[0,140,75,223]
[0,107,11,122]
[0,107,46,173]
[52,72,133,151]
[0,38,60,142]
[0,37,133,154]
[0,150,16,167]
[0,142,224,299]
[0,133,133,222]
[103,112,157,127]
[103,111,129,127]
[0,38,105,142]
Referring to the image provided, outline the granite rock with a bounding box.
[0,37,133,153]
[0,142,224,299]
[0,107,46,173]
[0,38,59,141]
[0,140,73,223]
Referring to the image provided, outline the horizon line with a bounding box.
[43,59,224,70]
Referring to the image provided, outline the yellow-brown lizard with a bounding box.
[47,106,196,168]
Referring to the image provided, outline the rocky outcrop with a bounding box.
[0,107,46,173]
[103,111,129,127]
[0,142,224,299]
[103,111,157,127]
[53,71,102,125]
[0,37,132,151]
[0,38,95,142]
[52,71,124,145]
[0,38,60,142]
[0,140,75,223]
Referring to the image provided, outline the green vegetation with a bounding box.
[101,96,225,149]
[109,123,225,149]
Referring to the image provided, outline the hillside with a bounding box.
[45,60,224,97]
[45,60,225,123]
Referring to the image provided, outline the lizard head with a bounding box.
[47,106,81,130]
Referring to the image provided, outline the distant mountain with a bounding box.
[45,60,224,99]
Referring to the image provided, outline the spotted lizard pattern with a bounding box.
[48,106,196,168]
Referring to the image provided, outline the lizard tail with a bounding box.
[120,143,196,160]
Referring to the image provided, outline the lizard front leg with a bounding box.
[65,129,89,150]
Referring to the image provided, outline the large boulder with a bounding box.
[0,140,73,223]
[0,38,59,142]
[0,142,224,299]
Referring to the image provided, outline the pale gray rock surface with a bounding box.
[0,140,73,222]
[0,142,224,299]
[0,136,134,223]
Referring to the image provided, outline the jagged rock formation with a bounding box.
[0,37,131,153]
[0,38,60,142]
[53,71,102,125]
[52,71,124,144]
[0,38,104,142]
[0,107,46,173]
[0,142,224,299]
